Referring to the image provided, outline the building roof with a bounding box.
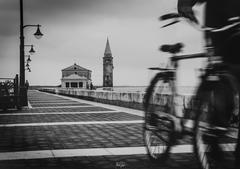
[61,74,87,80]
[62,63,91,72]
[104,38,112,55]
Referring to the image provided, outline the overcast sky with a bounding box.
[0,0,206,87]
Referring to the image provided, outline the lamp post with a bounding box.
[19,0,43,106]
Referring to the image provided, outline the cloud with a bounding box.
[0,0,204,86]
[0,0,177,37]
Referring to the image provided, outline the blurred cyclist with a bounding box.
[178,0,240,167]
[178,0,240,64]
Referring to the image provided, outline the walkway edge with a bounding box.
[0,145,194,161]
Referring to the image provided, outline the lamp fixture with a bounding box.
[27,56,31,62]
[29,45,35,55]
[34,25,43,39]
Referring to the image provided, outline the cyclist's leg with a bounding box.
[232,67,240,168]
[236,137,240,168]
[225,31,240,90]
[194,74,240,169]
[224,31,240,168]
[171,81,185,133]
[224,29,240,64]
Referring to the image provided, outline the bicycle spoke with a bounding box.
[143,73,175,163]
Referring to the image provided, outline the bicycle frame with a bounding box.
[143,12,240,168]
[156,13,240,129]
[152,53,207,118]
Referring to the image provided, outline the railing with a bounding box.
[0,75,20,110]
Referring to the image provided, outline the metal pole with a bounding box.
[19,0,27,106]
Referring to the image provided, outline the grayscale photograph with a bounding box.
[0,0,240,169]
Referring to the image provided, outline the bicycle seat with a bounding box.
[160,43,184,54]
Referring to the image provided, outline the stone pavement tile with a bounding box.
[29,100,73,104]
[29,98,70,100]
[28,94,70,102]
[0,123,195,153]
[29,98,71,101]
[2,106,113,113]
[107,154,199,169]
[0,158,65,169]
[0,124,144,152]
[29,101,79,104]
[0,154,200,169]
[0,112,142,124]
[28,91,91,108]
[31,103,90,108]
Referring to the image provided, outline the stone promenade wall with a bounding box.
[39,88,194,112]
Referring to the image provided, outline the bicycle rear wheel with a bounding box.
[143,72,175,163]
[194,73,240,169]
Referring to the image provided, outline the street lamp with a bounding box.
[34,25,44,39]
[25,45,35,55]
[25,66,31,72]
[19,0,43,106]
[25,57,31,72]
[23,24,43,38]
[25,55,31,62]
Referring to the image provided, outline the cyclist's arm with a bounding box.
[177,0,206,23]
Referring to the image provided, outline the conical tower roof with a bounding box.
[104,38,112,55]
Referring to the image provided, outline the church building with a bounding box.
[103,38,114,87]
[61,63,92,89]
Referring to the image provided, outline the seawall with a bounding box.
[38,88,194,113]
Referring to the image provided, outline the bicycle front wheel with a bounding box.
[143,72,175,163]
[194,73,240,169]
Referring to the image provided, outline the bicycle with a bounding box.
[143,13,240,169]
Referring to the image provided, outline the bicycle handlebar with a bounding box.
[160,13,181,21]
[160,13,240,33]
[171,53,207,62]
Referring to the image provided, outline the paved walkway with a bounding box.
[0,90,199,169]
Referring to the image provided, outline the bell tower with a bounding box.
[103,38,114,87]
